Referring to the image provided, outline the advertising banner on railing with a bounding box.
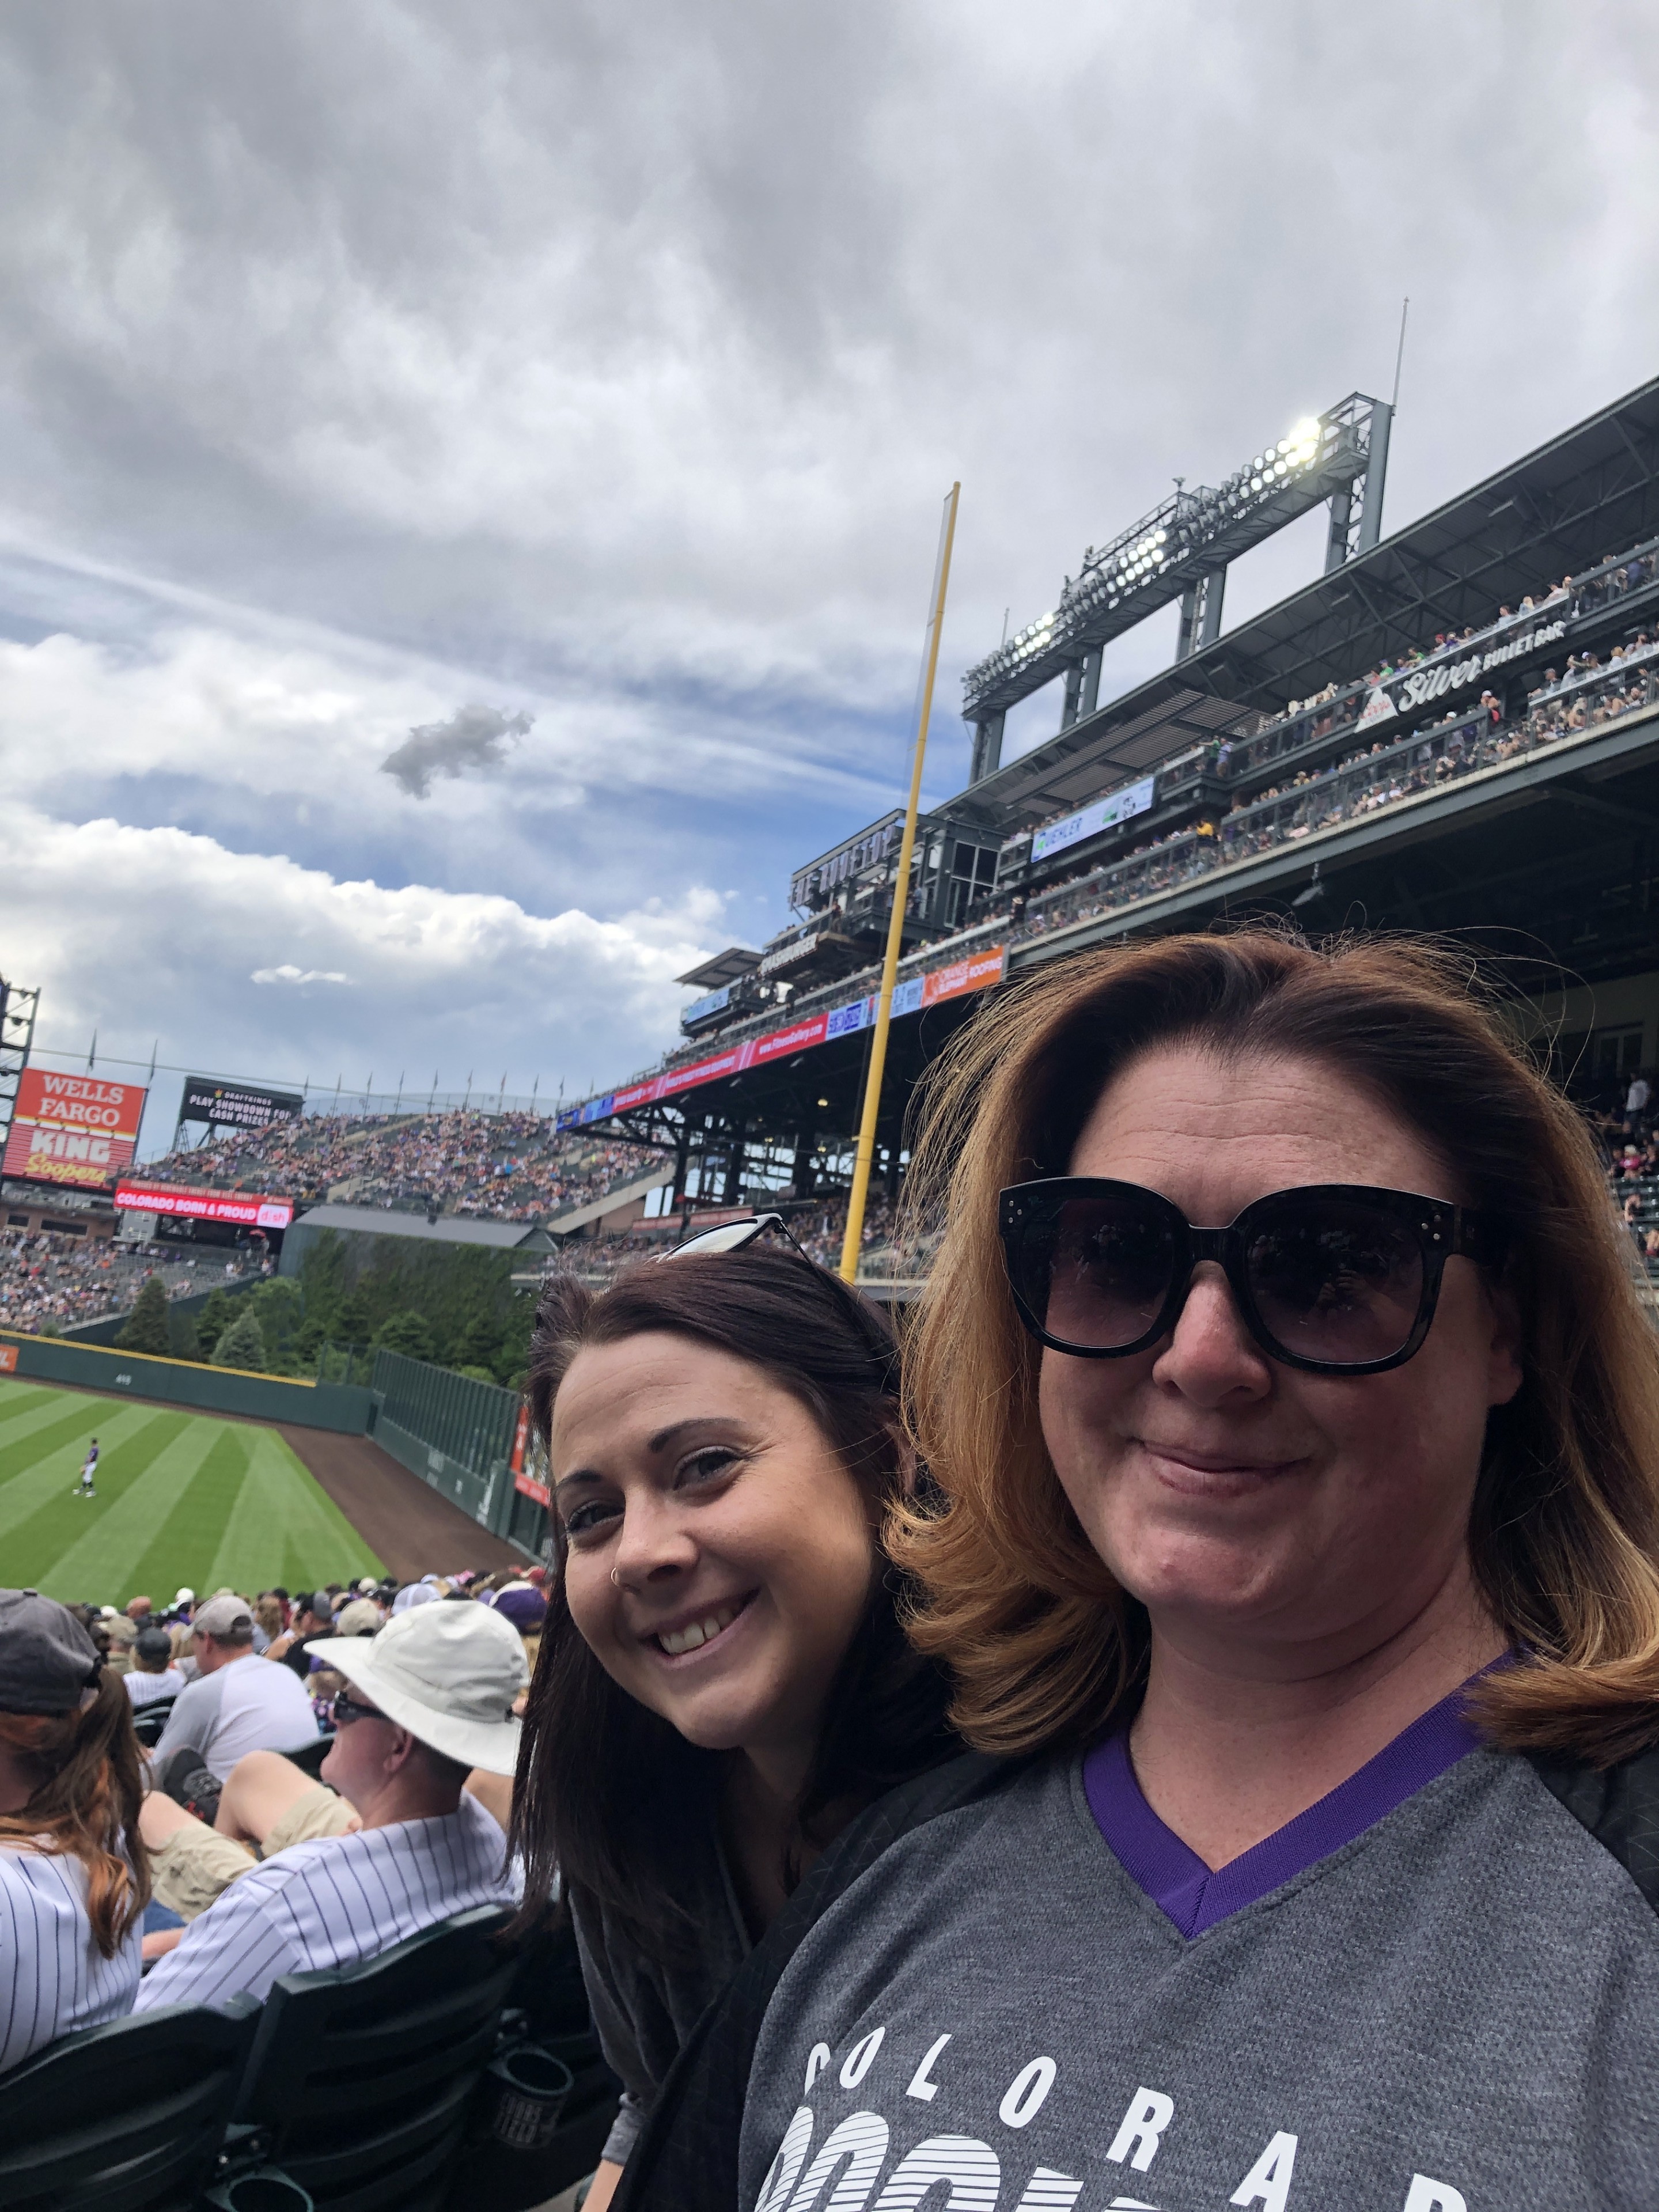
[2,1071,147,1192]
[1355,614,1570,731]
[113,1181,294,1230]
[560,945,1006,1129]
[1032,774,1157,862]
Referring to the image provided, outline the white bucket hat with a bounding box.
[326,1601,527,1775]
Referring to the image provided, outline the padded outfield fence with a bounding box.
[357,1346,547,1556]
[0,1329,376,1431]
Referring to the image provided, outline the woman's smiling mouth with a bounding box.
[649,1590,757,1660]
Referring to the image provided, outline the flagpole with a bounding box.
[840,482,960,1284]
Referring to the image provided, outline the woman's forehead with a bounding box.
[551,1332,785,1450]
[1069,1044,1456,1209]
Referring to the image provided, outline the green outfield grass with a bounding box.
[0,1377,381,1607]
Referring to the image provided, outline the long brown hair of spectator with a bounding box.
[511,1247,955,1955]
[890,927,1659,1767]
[0,1670,150,1953]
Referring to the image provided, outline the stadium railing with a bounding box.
[1017,656,1659,945]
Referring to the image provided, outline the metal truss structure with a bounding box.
[0,977,40,1166]
[961,393,1391,752]
[1182,375,1659,717]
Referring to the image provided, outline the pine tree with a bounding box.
[374,1309,434,1362]
[195,1287,234,1350]
[211,1306,268,1372]
[117,1275,172,1357]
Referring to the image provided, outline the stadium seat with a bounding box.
[0,1996,260,2212]
[229,1903,518,2211]
[446,1907,623,2210]
[130,1694,177,1748]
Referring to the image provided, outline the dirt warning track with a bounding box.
[278,1427,523,1582]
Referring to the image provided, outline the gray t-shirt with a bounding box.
[149,1652,318,1781]
[573,1830,752,2166]
[738,1748,1659,2211]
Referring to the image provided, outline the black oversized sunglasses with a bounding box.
[329,1690,387,1726]
[998,1179,1506,1376]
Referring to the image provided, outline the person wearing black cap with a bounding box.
[0,1589,149,2071]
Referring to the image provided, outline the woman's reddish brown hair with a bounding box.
[890,927,1659,1766]
[0,1669,150,1955]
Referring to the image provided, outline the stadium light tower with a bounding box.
[963,392,1392,779]
[0,976,41,1167]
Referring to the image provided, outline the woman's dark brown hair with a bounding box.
[891,927,1659,1767]
[0,1669,150,1955]
[510,1244,955,1954]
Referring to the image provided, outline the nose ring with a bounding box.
[609,1567,621,1588]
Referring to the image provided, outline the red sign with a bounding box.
[114,1181,294,1230]
[512,1406,551,1505]
[0,1345,17,1374]
[2,1071,147,1192]
[923,945,1007,1007]
[585,947,1005,1123]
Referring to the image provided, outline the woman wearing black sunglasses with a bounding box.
[626,930,1659,2212]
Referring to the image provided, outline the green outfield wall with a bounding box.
[0,1331,375,1433]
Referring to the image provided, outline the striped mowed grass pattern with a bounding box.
[0,1378,382,1605]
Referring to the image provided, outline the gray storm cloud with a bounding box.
[380,704,534,798]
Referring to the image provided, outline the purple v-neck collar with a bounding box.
[1084,1670,1494,1941]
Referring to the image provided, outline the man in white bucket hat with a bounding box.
[135,1600,527,2012]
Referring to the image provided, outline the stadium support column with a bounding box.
[1079,645,1103,720]
[1355,400,1392,554]
[1060,662,1084,730]
[790,1127,815,1199]
[969,712,1005,783]
[722,1127,747,1206]
[1060,647,1104,730]
[1327,397,1392,569]
[1177,570,1226,658]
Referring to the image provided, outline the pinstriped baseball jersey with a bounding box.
[0,1846,141,2073]
[133,1792,519,2013]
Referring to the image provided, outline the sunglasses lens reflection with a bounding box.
[1037,1194,1179,1350]
[1244,1199,1424,1366]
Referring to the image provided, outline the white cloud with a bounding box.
[0,802,724,1095]
[2,0,1659,1105]
[251,965,353,987]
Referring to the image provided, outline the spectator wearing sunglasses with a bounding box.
[134,1600,524,2012]
[511,1243,955,2212]
[632,930,1659,2212]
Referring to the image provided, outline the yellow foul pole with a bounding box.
[840,482,961,1284]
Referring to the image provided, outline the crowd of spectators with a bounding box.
[78,1569,548,1727]
[140,1109,658,1225]
[1016,606,1659,946]
[0,1230,256,1336]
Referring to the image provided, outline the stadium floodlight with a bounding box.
[962,392,1386,719]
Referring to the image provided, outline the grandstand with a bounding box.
[142,1109,659,1223]
[0,1230,260,1338]
[543,372,1659,1264]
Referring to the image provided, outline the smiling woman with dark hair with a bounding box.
[511,1244,955,2211]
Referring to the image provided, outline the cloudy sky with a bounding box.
[2,1,1656,1146]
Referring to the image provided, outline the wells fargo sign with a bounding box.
[2,1071,147,1193]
